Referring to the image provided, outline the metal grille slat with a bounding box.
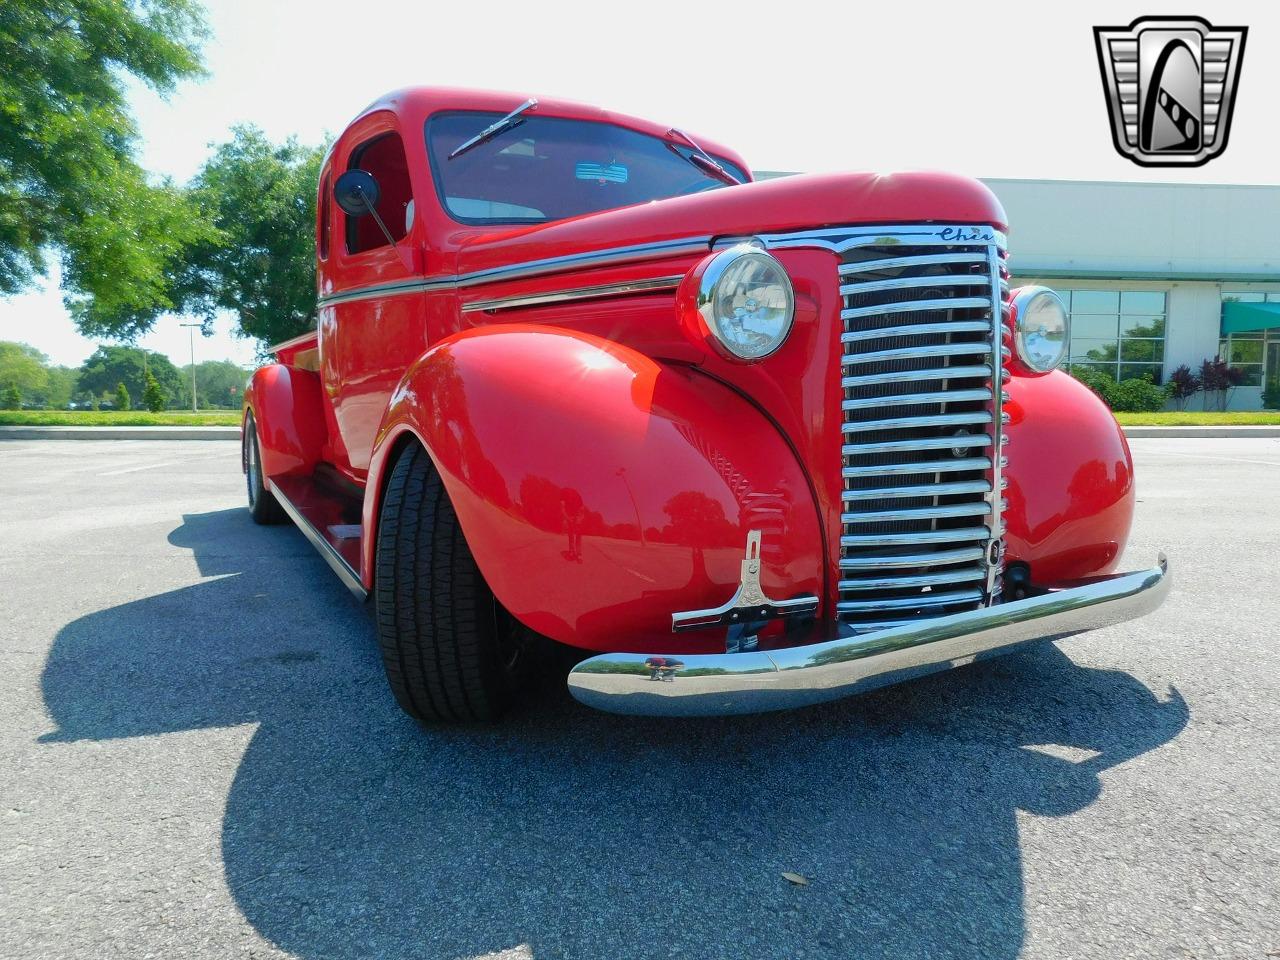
[834,228,1008,631]
[841,502,991,524]
[837,589,985,612]
[842,456,994,478]
[838,567,986,591]
[842,320,991,343]
[838,252,987,275]
[842,411,992,434]
[839,546,987,570]
[842,296,990,320]
[842,479,991,501]
[840,527,993,548]
[838,274,989,296]
[842,365,991,389]
[842,387,991,411]
[841,342,993,365]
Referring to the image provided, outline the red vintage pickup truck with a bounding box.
[242,87,1169,721]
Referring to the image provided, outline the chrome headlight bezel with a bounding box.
[696,244,796,361]
[1011,285,1070,374]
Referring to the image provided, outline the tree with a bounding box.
[171,126,325,346]
[142,370,166,412]
[2,383,21,409]
[77,345,181,406]
[114,381,131,410]
[0,341,49,395]
[178,359,248,409]
[0,1,211,338]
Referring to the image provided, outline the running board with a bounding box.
[269,473,367,600]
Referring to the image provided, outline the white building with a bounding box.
[988,178,1280,410]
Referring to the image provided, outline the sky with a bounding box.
[3,0,1276,368]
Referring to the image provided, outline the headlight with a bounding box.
[1011,286,1069,374]
[696,245,795,360]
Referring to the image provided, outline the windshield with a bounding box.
[425,111,749,226]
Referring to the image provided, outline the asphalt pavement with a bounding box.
[0,438,1276,960]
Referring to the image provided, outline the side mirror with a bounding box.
[334,169,380,217]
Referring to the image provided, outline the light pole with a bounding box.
[179,323,201,412]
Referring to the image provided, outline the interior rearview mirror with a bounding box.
[334,169,380,217]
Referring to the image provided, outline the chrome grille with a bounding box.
[833,228,1009,631]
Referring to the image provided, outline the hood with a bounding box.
[454,171,1008,277]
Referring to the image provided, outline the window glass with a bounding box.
[1120,315,1165,338]
[1119,363,1163,382]
[1071,290,1120,314]
[1064,287,1167,384]
[1223,292,1265,302]
[1120,339,1164,364]
[318,173,331,260]
[1071,314,1119,339]
[425,112,749,225]
[1120,290,1165,314]
[346,131,413,255]
[1071,339,1119,362]
[1227,338,1264,365]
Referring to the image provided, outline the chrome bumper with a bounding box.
[567,556,1170,717]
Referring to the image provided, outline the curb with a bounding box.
[0,425,240,440]
[1121,426,1280,438]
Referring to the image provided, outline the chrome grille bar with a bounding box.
[826,225,1008,631]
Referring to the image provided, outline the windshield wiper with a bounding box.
[666,128,741,186]
[448,98,538,160]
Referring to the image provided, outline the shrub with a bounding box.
[1200,356,1245,411]
[2,383,21,410]
[1070,368,1170,412]
[1167,364,1201,411]
[1263,386,1280,411]
[114,382,131,411]
[1106,375,1170,412]
[142,371,166,412]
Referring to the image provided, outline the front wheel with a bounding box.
[244,413,287,525]
[374,443,531,722]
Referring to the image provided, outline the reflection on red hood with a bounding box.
[453,171,1008,276]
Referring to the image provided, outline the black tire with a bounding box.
[374,443,531,722]
[244,414,288,525]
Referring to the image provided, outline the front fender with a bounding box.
[1003,370,1135,583]
[242,364,328,481]
[362,325,825,653]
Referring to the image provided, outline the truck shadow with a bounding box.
[40,508,1189,960]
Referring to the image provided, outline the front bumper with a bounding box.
[567,555,1170,716]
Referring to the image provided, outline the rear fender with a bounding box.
[362,325,825,653]
[242,364,328,482]
[1003,370,1135,583]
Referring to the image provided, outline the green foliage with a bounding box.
[142,369,166,411]
[2,383,21,409]
[1070,368,1170,413]
[0,409,239,425]
[0,0,211,336]
[178,359,249,408]
[171,126,325,346]
[0,341,49,393]
[114,381,131,410]
[77,344,180,405]
[1262,386,1280,411]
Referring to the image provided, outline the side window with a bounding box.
[318,173,331,260]
[345,132,413,255]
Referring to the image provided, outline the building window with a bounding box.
[1219,292,1280,387]
[1063,289,1167,384]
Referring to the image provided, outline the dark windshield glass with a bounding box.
[425,111,748,226]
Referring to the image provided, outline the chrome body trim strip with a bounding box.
[267,482,367,600]
[461,274,684,313]
[566,557,1170,717]
[315,235,713,308]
